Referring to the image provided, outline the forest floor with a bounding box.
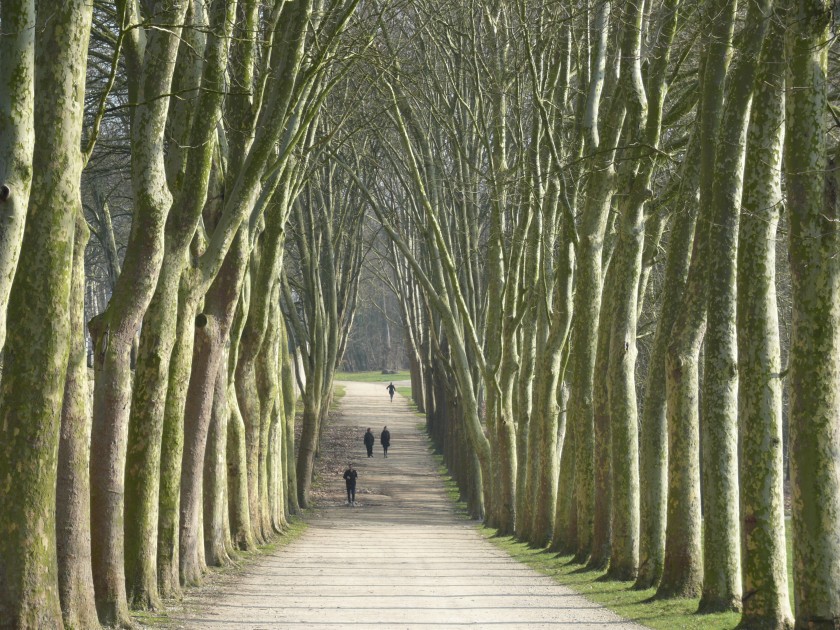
[156,380,643,629]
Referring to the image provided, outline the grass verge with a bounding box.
[480,530,752,630]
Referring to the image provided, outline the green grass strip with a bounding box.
[479,530,742,630]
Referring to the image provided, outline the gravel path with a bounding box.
[172,380,644,629]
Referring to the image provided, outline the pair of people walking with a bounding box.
[363,426,391,458]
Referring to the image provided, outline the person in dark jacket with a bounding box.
[386,382,396,402]
[363,427,375,457]
[380,426,391,458]
[343,463,358,505]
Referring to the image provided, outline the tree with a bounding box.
[736,10,792,628]
[0,0,93,624]
[784,0,840,625]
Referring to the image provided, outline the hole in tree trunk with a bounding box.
[196,313,209,328]
[0,185,10,202]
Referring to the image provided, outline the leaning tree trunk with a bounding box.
[785,0,840,626]
[56,216,100,629]
[0,1,92,624]
[736,11,792,628]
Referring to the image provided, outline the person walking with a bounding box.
[343,463,358,505]
[363,427,375,457]
[386,382,396,402]
[380,426,391,458]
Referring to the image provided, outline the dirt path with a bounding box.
[171,381,644,629]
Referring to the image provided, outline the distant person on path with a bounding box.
[343,463,358,505]
[363,427,375,457]
[386,382,396,401]
[381,426,391,458]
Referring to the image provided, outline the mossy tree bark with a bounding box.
[281,321,300,516]
[736,11,792,628]
[0,0,92,625]
[123,0,238,608]
[56,216,100,629]
[784,0,840,626]
[203,346,233,567]
[635,136,700,590]
[602,0,668,580]
[700,0,773,611]
[0,0,34,354]
[568,0,619,562]
[89,2,189,622]
[630,0,687,591]
[180,229,249,586]
[236,193,291,542]
[657,0,737,598]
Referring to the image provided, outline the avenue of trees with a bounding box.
[0,0,368,627]
[0,0,838,629]
[350,1,838,629]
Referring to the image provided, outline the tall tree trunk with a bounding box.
[281,320,300,515]
[0,1,92,624]
[180,229,248,585]
[785,0,840,626]
[123,0,237,605]
[227,380,255,550]
[635,195,696,590]
[736,12,792,628]
[56,217,100,629]
[589,276,613,570]
[204,347,233,566]
[0,0,35,354]
[157,286,199,598]
[657,0,736,597]
[700,0,772,611]
[89,4,189,621]
[551,386,576,554]
[123,266,180,610]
